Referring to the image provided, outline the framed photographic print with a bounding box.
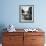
[19,5,34,23]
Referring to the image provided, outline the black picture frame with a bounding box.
[19,5,34,23]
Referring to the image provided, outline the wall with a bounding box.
[0,0,46,29]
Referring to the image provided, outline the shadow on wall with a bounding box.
[0,24,7,43]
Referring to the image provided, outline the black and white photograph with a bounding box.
[19,5,34,23]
